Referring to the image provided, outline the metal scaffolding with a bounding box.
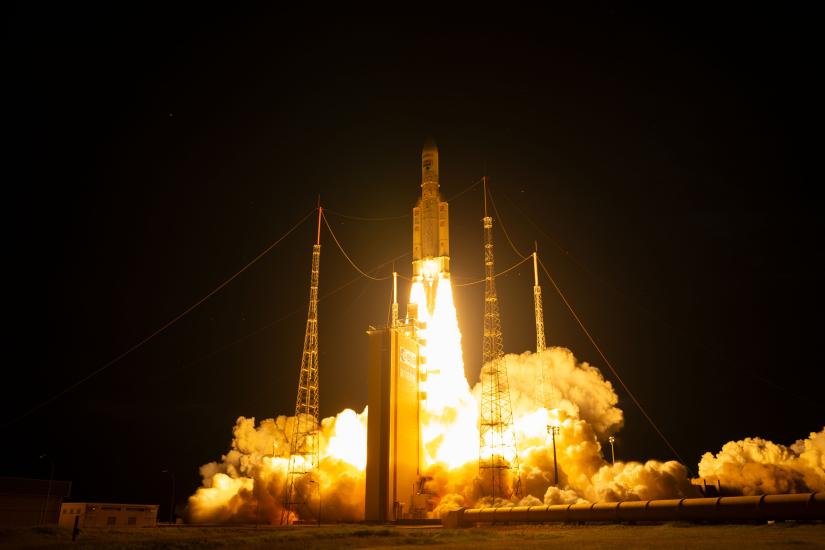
[281,209,322,525]
[478,178,522,500]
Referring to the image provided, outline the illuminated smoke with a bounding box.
[188,272,819,523]
[503,348,624,438]
[698,428,825,495]
[589,460,695,502]
[189,344,696,522]
[188,408,367,523]
[430,348,697,509]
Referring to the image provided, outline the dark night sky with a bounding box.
[5,5,823,520]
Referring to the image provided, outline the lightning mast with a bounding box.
[281,207,323,525]
[478,178,522,500]
[533,247,547,407]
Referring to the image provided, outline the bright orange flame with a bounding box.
[410,273,479,469]
[323,408,367,470]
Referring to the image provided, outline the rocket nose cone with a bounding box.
[422,136,438,153]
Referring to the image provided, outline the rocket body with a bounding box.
[412,139,450,279]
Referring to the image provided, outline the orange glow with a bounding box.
[410,273,479,470]
[188,263,649,523]
[323,407,367,470]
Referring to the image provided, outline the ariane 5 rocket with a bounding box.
[412,138,450,281]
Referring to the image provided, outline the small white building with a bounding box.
[58,502,158,528]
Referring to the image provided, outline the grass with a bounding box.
[0,522,823,549]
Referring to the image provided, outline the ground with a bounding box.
[1,523,823,549]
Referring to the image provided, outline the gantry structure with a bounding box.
[281,208,322,525]
[478,178,522,499]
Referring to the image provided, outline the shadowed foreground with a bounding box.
[1,523,823,549]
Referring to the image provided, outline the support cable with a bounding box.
[322,177,484,281]
[536,256,691,470]
[146,250,410,387]
[321,212,392,281]
[322,177,484,222]
[488,181,689,470]
[445,176,485,202]
[487,186,529,260]
[2,207,318,430]
[453,255,532,287]
[487,185,548,410]
[501,191,577,262]
[502,189,802,400]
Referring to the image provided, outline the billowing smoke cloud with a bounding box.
[461,349,696,505]
[698,428,825,495]
[188,346,819,523]
[188,408,367,523]
[504,347,624,438]
[589,460,694,502]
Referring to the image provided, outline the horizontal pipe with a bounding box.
[442,493,824,527]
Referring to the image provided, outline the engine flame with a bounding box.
[410,274,479,469]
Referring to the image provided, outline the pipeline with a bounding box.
[442,493,824,527]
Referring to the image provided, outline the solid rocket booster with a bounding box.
[412,138,449,279]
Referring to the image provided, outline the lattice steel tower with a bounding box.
[533,249,547,407]
[478,179,522,499]
[281,208,322,525]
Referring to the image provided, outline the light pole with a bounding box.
[608,436,616,465]
[39,454,54,526]
[161,470,175,524]
[546,425,560,486]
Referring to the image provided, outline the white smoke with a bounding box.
[423,347,696,507]
[589,460,695,502]
[188,408,367,523]
[504,347,624,438]
[187,346,819,523]
[698,427,825,495]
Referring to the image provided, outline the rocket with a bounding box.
[412,138,450,281]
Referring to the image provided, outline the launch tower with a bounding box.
[478,179,522,499]
[281,209,322,525]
